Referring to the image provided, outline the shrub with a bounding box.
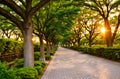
[69,46,120,62]
[34,52,41,60]
[0,38,23,62]
[45,55,51,60]
[14,59,46,67]
[0,38,23,54]
[14,58,24,68]
[0,62,20,79]
[112,50,120,61]
[16,67,39,79]
[34,66,43,75]
[34,61,46,68]
[50,50,56,55]
[34,61,46,75]
[14,58,46,67]
[34,43,40,52]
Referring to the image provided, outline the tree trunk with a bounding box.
[111,14,120,46]
[39,36,45,62]
[88,39,92,47]
[78,38,81,46]
[104,19,112,47]
[51,43,55,50]
[46,40,50,55]
[22,22,34,67]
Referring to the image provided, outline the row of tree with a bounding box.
[61,0,120,47]
[0,0,120,67]
[0,0,84,67]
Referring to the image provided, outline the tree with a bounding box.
[76,7,100,47]
[71,18,84,46]
[0,0,50,67]
[84,0,120,47]
[33,0,80,59]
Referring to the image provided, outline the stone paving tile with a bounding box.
[41,47,120,79]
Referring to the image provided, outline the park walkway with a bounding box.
[41,47,120,79]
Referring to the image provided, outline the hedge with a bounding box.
[0,62,21,79]
[69,46,120,62]
[0,38,23,62]
[0,38,23,54]
[16,67,39,79]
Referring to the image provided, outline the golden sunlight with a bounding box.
[101,27,106,34]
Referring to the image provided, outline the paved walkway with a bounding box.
[41,47,120,79]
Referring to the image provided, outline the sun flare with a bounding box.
[101,27,106,34]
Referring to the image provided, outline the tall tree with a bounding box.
[71,18,84,46]
[84,0,120,47]
[33,0,80,60]
[0,0,50,67]
[76,7,101,47]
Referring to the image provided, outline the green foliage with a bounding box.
[16,67,39,79]
[34,66,43,75]
[0,62,21,79]
[34,52,41,60]
[14,58,24,68]
[14,58,46,68]
[34,61,46,68]
[0,38,23,54]
[34,61,46,75]
[50,50,56,55]
[14,59,46,75]
[34,43,40,52]
[45,55,51,60]
[69,46,120,62]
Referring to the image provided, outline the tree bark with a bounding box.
[0,0,50,67]
[111,14,120,46]
[78,38,81,46]
[39,36,45,62]
[22,21,34,67]
[46,40,50,55]
[104,19,112,47]
[88,39,92,47]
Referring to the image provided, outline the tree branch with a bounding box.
[112,13,120,43]
[30,0,50,16]
[19,0,26,7]
[26,0,32,12]
[0,0,25,19]
[0,7,23,29]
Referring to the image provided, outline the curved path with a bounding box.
[41,47,120,79]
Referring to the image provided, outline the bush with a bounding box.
[14,58,24,68]
[34,52,41,60]
[34,66,43,75]
[14,59,46,68]
[0,38,23,54]
[0,62,20,79]
[0,38,23,62]
[16,67,39,79]
[34,61,46,75]
[34,61,46,68]
[50,50,56,55]
[45,55,51,60]
[14,59,46,75]
[34,44,40,52]
[69,46,120,62]
[112,50,120,61]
